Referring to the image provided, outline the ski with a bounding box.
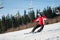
[24,32,40,35]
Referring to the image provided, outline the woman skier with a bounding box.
[31,13,47,33]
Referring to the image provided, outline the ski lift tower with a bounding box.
[28,0,34,21]
[28,0,33,11]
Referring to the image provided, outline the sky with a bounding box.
[0,0,60,18]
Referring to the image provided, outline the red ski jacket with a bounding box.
[32,15,47,25]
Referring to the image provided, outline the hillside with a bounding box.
[0,22,60,40]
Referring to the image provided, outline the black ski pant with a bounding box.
[32,24,44,32]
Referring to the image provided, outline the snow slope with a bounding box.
[0,22,60,40]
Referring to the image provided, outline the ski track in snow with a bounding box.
[0,22,60,40]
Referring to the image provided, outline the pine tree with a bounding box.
[0,19,2,33]
[43,7,54,18]
[36,9,39,18]
[21,16,25,24]
[36,9,41,18]
[52,8,57,17]
[1,15,6,33]
[5,14,12,29]
[28,10,35,22]
[24,10,27,24]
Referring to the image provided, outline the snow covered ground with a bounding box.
[0,22,60,40]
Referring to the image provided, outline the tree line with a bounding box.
[0,6,60,33]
